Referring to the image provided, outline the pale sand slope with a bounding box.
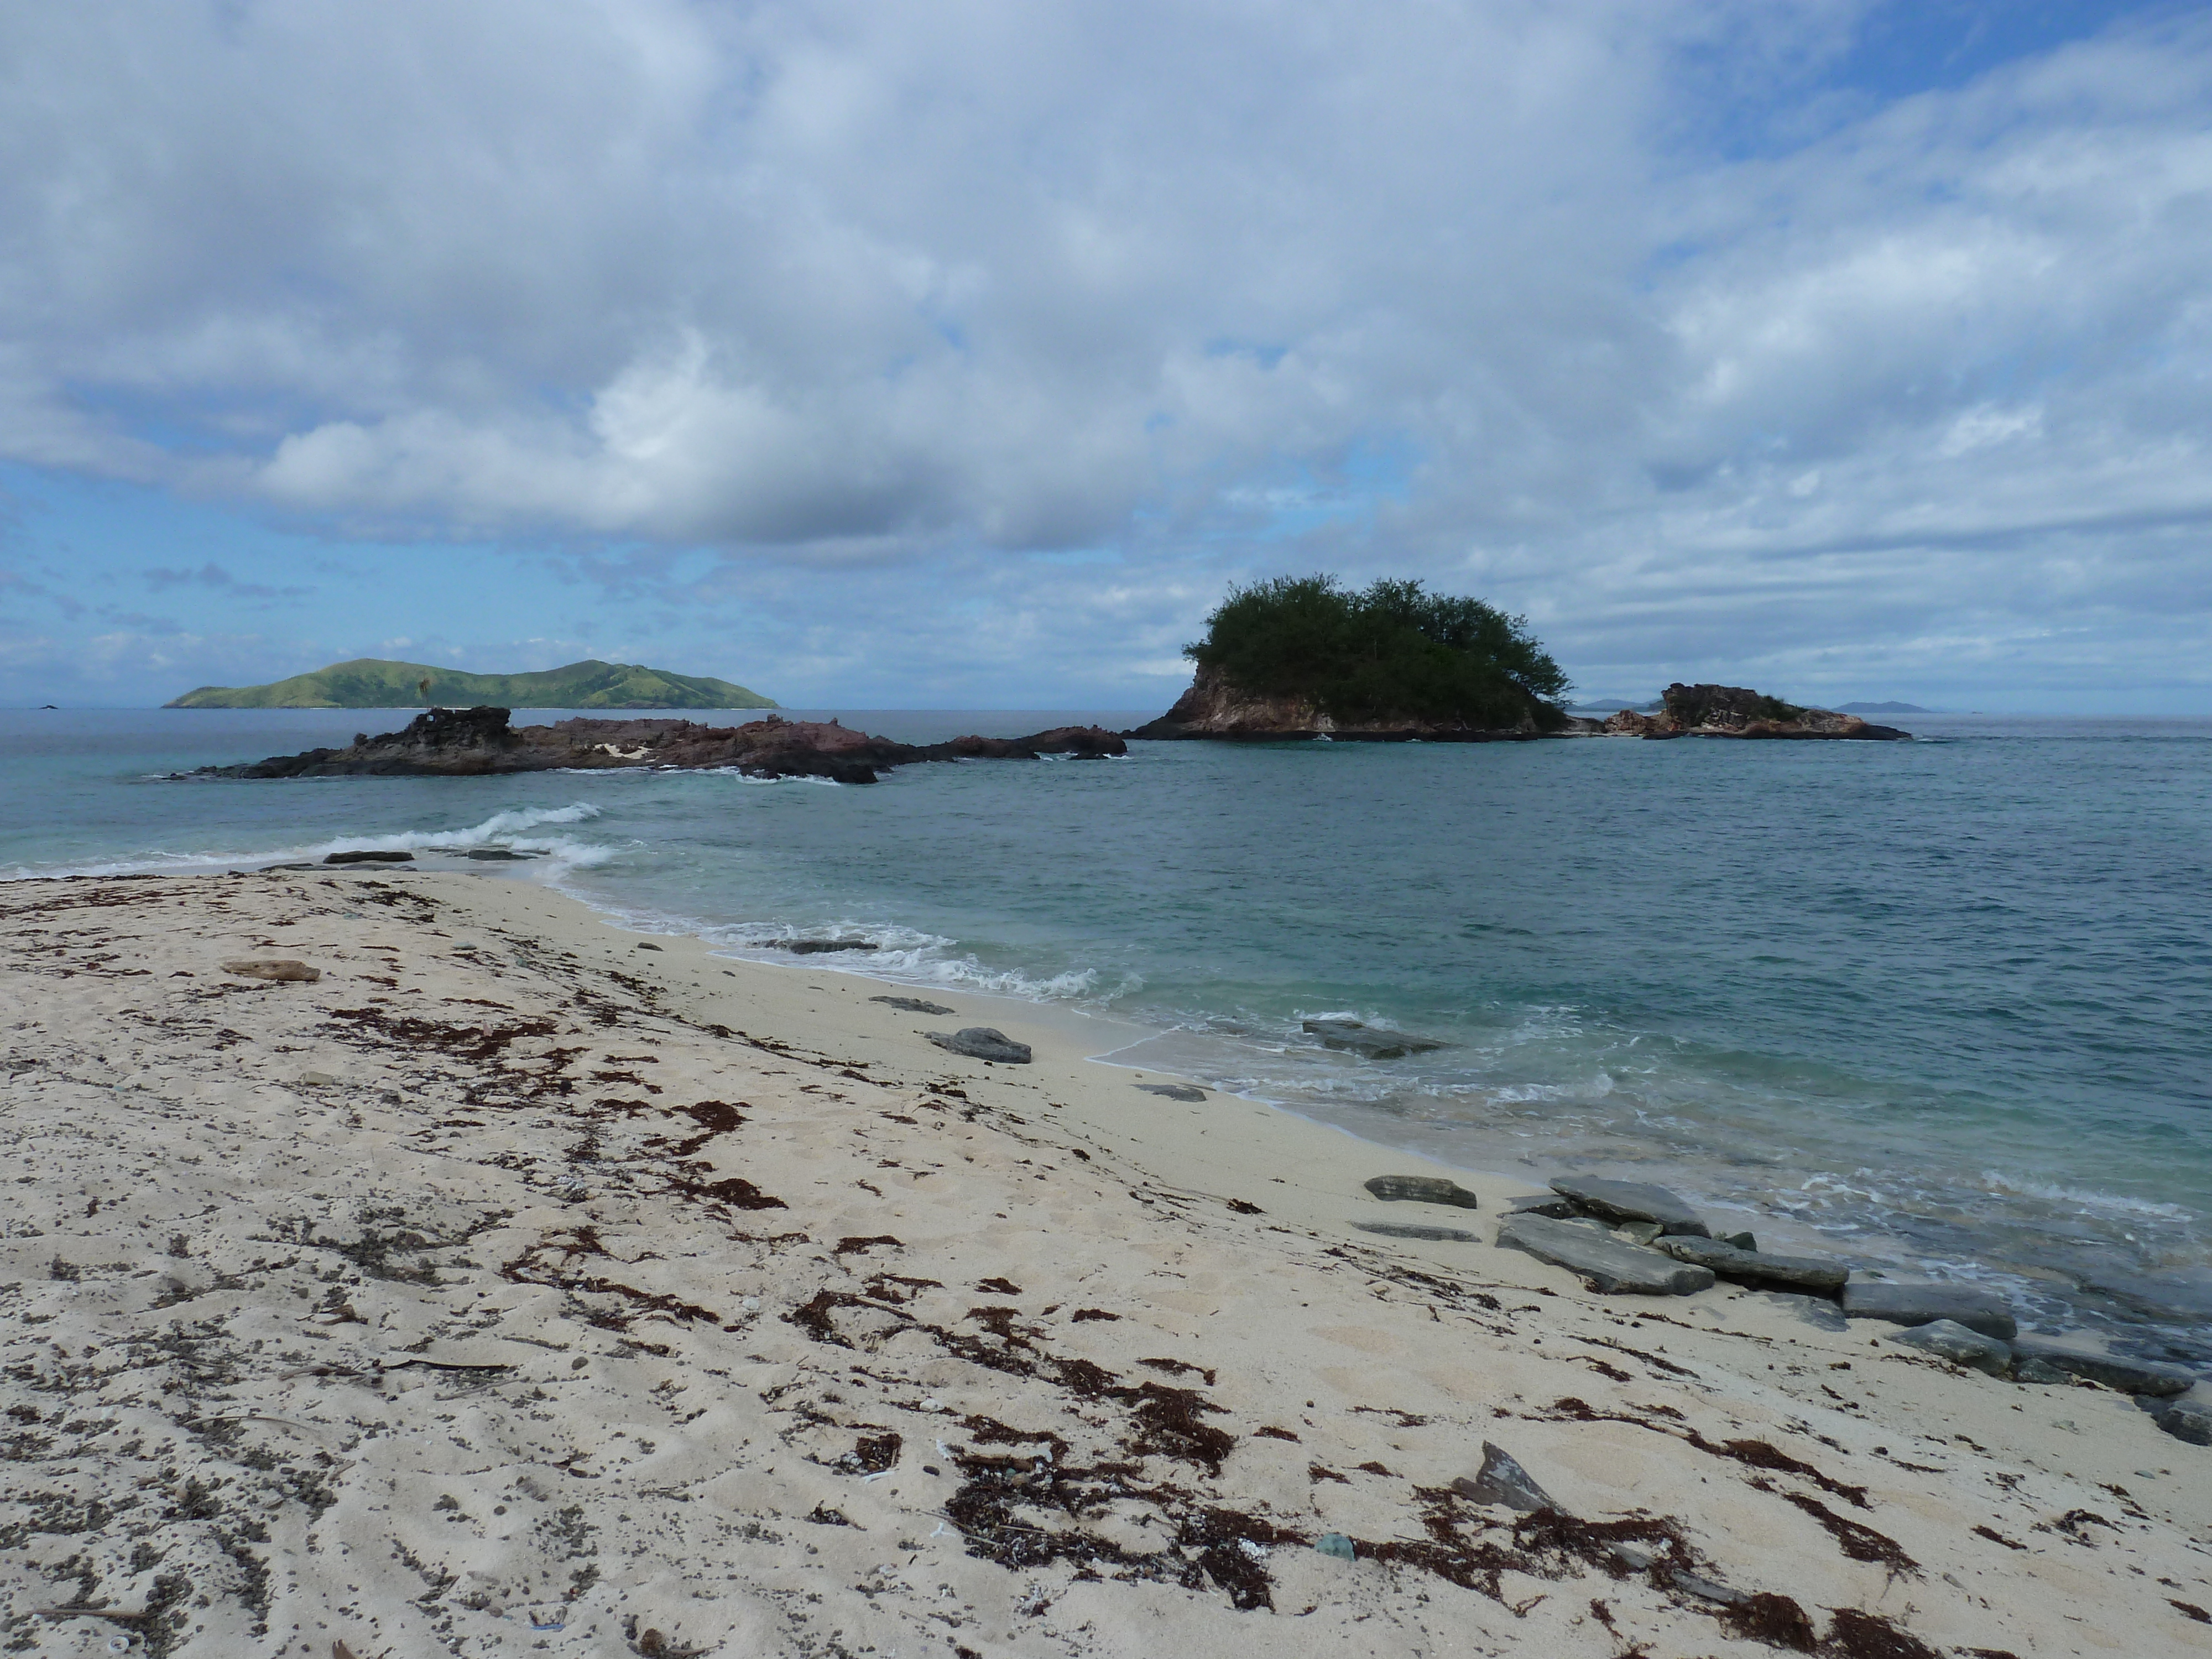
[1,870,2206,1659]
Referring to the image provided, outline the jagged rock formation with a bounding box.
[1602,684,1910,741]
[1125,663,1566,742]
[194,707,1125,785]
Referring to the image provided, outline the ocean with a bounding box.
[5,705,2208,1369]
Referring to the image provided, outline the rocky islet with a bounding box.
[194,704,1127,785]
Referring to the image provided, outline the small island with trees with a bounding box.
[1130,575,1910,741]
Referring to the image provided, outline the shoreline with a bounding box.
[3,864,2209,1657]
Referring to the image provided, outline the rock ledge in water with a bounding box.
[1841,1281,2017,1342]
[2009,1339,2195,1397]
[1303,1019,1447,1060]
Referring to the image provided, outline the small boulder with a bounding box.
[296,1070,340,1087]
[1453,1442,1559,1512]
[2148,1395,2211,1446]
[1137,1083,1207,1102]
[1495,1213,1717,1295]
[2008,1339,2195,1398]
[1548,1176,1711,1238]
[1354,1222,1480,1243]
[1302,1018,1447,1060]
[872,995,956,1015]
[925,1027,1034,1065]
[466,847,535,860]
[1364,1175,1479,1210]
[1841,1281,2017,1341]
[324,849,413,864]
[1884,1318,2013,1377]
[221,958,321,983]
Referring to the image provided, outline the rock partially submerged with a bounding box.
[1548,1176,1711,1238]
[1303,1018,1447,1060]
[1136,1083,1207,1102]
[194,706,1127,786]
[1603,683,1910,742]
[1654,1235,1846,1293]
[325,849,414,864]
[1494,1213,1717,1295]
[1841,1281,2017,1342]
[1363,1175,1480,1209]
[925,1027,1033,1065]
[1885,1319,2014,1377]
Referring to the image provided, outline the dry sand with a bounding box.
[1,867,2207,1658]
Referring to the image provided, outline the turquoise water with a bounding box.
[4,707,2208,1365]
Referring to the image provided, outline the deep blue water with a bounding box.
[4,706,2208,1363]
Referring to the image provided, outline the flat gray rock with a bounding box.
[324,848,414,864]
[1655,1235,1847,1293]
[1364,1175,1479,1210]
[1135,1083,1207,1102]
[1495,1213,1717,1295]
[872,995,956,1015]
[1302,1018,1447,1060]
[2009,1339,2195,1398]
[1354,1222,1480,1243]
[924,1026,1033,1064]
[1756,1292,1850,1333]
[1452,1442,1558,1512]
[1548,1176,1710,1238]
[1884,1318,2013,1377]
[1841,1281,2017,1341]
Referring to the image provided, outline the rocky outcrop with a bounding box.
[1603,684,1910,741]
[1126,662,1556,742]
[195,708,1126,785]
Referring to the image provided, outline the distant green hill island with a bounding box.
[164,658,776,711]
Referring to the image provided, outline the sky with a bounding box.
[3,0,2209,713]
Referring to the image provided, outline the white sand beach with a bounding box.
[2,867,2208,1658]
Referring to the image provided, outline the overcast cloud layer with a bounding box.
[3,0,2209,709]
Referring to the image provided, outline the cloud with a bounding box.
[141,561,310,600]
[0,1,2208,705]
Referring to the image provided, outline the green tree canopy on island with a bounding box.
[1186,575,1570,728]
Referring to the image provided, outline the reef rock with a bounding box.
[1605,685,1910,742]
[194,708,1126,785]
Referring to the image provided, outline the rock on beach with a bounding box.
[1547,1176,1712,1238]
[1494,1213,1718,1295]
[924,1026,1034,1064]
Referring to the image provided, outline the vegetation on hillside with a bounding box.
[165,658,775,710]
[1186,576,1569,728]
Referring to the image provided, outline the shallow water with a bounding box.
[5,706,2208,1364]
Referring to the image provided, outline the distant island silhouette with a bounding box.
[164,658,775,711]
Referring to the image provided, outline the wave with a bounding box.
[4,802,617,881]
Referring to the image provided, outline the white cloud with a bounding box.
[1,1,2210,705]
